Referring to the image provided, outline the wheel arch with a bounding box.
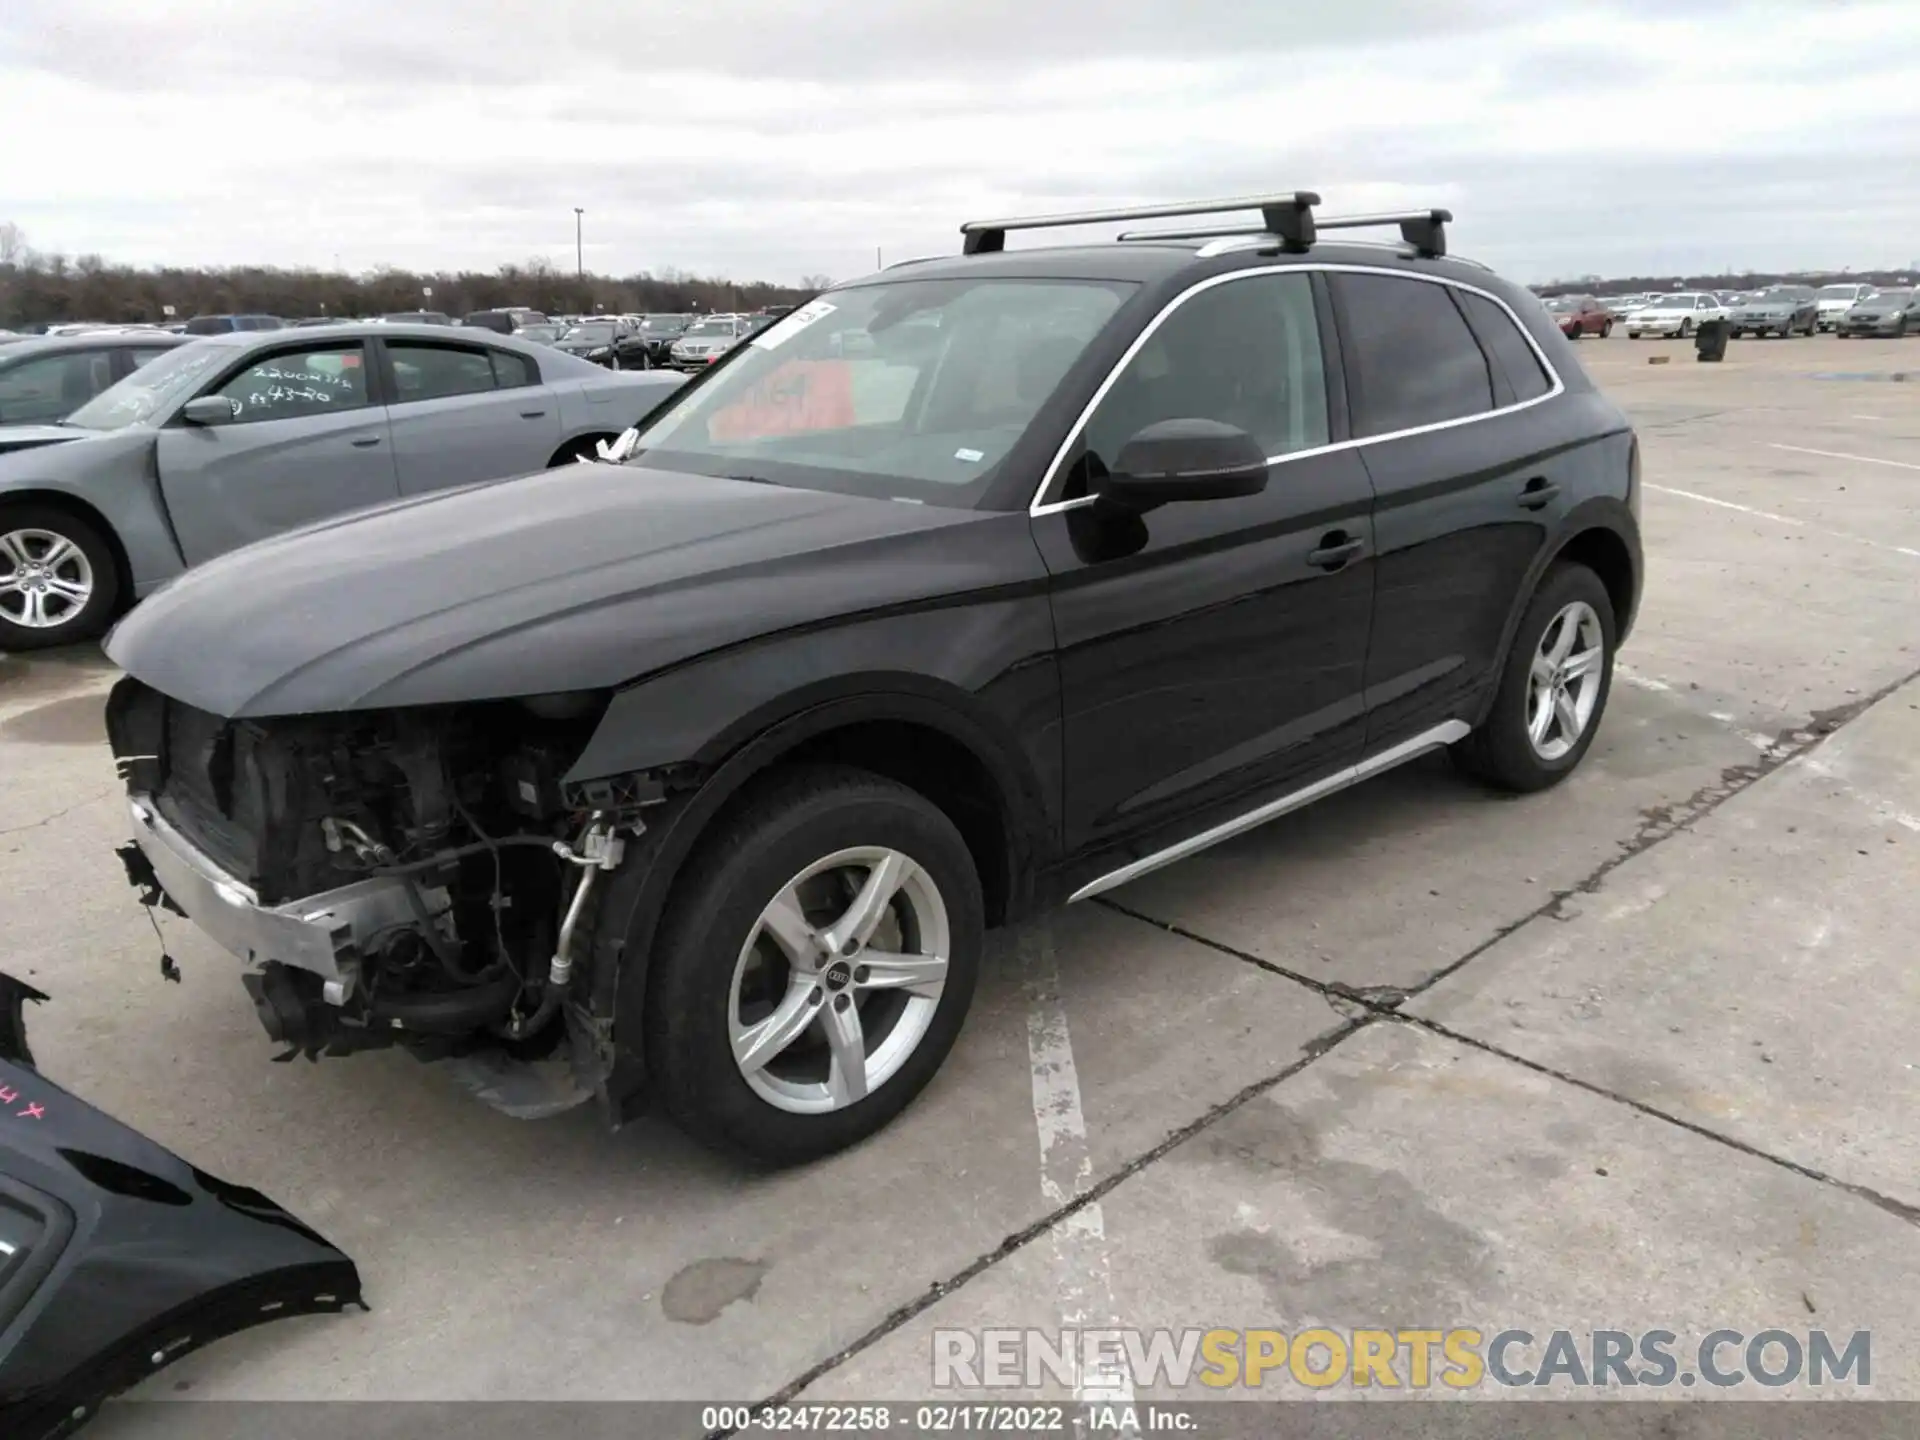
[575,680,1051,1124]
[548,432,617,467]
[1471,501,1642,729]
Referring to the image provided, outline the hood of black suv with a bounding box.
[105,462,1002,717]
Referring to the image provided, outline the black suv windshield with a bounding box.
[628,277,1134,507]
[564,323,617,342]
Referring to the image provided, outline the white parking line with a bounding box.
[1022,926,1134,1408]
[1647,485,1920,559]
[1770,442,1920,472]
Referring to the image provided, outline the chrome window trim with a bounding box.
[1028,262,1566,518]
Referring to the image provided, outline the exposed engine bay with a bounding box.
[105,678,654,1108]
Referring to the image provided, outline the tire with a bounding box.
[0,503,123,651]
[1898,317,1909,339]
[1678,320,1692,339]
[642,764,984,1165]
[1600,320,1612,338]
[609,354,623,371]
[1452,563,1617,794]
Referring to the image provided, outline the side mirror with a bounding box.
[1099,418,1269,510]
[181,395,237,426]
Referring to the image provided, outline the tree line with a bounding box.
[0,223,822,328]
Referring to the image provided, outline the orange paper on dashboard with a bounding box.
[708,360,855,441]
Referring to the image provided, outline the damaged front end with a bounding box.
[105,677,663,1120]
[0,977,362,1440]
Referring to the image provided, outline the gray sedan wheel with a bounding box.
[0,505,122,650]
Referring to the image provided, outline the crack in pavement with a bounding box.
[0,784,118,839]
[731,659,1920,1422]
[719,1015,1368,1430]
[1399,1013,1920,1230]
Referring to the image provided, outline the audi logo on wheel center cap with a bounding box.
[824,961,853,990]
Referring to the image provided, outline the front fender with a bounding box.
[562,599,1062,1124]
[0,433,185,594]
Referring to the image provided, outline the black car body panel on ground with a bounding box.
[0,977,361,1440]
[102,194,1644,1163]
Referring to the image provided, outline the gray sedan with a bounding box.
[0,323,682,648]
[0,332,187,444]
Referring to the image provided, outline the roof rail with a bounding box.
[960,192,1321,256]
[1118,206,1453,260]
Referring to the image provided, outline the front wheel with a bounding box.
[0,504,123,650]
[1453,563,1616,793]
[1600,320,1613,338]
[643,765,984,1165]
[1678,319,1692,339]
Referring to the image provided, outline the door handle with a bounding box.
[1307,532,1366,570]
[1518,477,1559,510]
[519,409,548,419]
[350,437,382,448]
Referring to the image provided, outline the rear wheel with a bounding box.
[1678,319,1692,339]
[1453,563,1616,794]
[0,504,123,650]
[1599,320,1612,338]
[643,765,984,1165]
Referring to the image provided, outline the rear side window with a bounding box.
[128,347,175,370]
[1332,273,1493,437]
[0,350,116,423]
[388,343,498,402]
[490,350,538,387]
[1456,291,1553,404]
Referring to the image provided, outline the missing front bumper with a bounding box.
[123,794,423,986]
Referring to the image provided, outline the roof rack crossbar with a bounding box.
[1315,208,1452,258]
[960,191,1321,256]
[1119,207,1454,260]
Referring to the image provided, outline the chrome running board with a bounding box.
[1068,720,1471,902]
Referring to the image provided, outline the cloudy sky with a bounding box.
[3,0,1917,285]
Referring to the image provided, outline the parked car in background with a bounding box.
[634,314,693,365]
[1602,295,1647,318]
[1625,292,1725,339]
[1814,284,1876,331]
[1545,294,1613,338]
[515,323,563,345]
[182,314,285,335]
[668,314,753,369]
[0,324,682,647]
[461,308,549,335]
[96,192,1642,1165]
[1728,286,1819,338]
[0,333,187,448]
[553,318,653,369]
[379,311,453,326]
[1835,288,1916,338]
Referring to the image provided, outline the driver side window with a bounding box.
[1080,273,1329,484]
[212,344,371,423]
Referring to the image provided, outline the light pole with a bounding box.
[573,208,584,282]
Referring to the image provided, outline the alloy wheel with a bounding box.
[1526,601,1605,762]
[0,528,93,630]
[728,845,950,1114]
